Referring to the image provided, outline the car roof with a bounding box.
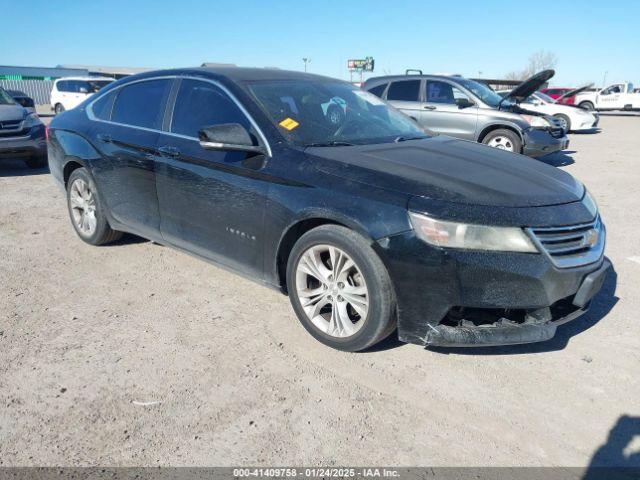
[363,74,463,87]
[114,67,344,85]
[55,76,115,82]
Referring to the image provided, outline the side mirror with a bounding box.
[455,98,475,109]
[198,123,266,155]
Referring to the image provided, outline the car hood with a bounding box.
[308,136,584,208]
[0,104,26,122]
[556,84,593,102]
[503,70,555,103]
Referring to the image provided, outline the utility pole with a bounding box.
[602,70,608,88]
[302,58,311,73]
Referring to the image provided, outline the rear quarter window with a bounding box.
[367,83,387,98]
[91,91,116,121]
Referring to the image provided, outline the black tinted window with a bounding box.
[112,79,171,129]
[386,80,421,101]
[367,83,387,98]
[171,79,250,137]
[91,91,116,120]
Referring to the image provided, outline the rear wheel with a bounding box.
[67,168,122,245]
[481,129,522,153]
[554,113,571,132]
[54,103,65,114]
[286,225,396,352]
[579,101,595,111]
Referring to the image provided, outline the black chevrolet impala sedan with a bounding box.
[47,67,609,351]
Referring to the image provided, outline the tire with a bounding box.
[554,113,571,132]
[24,155,48,169]
[54,103,65,114]
[286,225,396,352]
[579,101,595,112]
[481,128,522,153]
[66,168,122,245]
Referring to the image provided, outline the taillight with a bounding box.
[45,125,49,140]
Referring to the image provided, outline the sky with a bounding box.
[2,0,638,87]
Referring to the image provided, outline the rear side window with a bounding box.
[112,79,171,129]
[367,83,387,98]
[56,80,70,92]
[91,91,116,120]
[386,80,421,101]
[170,79,251,137]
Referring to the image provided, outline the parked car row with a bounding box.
[46,66,609,352]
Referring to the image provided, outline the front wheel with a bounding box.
[286,225,396,351]
[554,113,571,132]
[54,103,65,114]
[481,129,522,153]
[67,168,122,245]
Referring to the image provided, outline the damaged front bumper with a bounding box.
[422,260,609,346]
[375,224,610,348]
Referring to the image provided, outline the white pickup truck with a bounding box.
[574,82,640,111]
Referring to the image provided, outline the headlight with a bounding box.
[582,190,598,217]
[23,113,42,128]
[408,212,538,252]
[521,114,551,128]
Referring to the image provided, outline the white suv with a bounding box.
[50,77,114,114]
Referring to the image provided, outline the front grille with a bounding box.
[528,216,605,268]
[0,119,23,130]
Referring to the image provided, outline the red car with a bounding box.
[540,85,593,106]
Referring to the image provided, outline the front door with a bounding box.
[155,78,268,279]
[419,80,478,140]
[597,84,624,109]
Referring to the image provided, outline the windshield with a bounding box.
[454,78,509,108]
[0,87,16,105]
[533,92,554,103]
[247,80,428,146]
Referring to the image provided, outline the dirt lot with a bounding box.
[1,115,639,467]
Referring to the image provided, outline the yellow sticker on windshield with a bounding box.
[279,117,299,131]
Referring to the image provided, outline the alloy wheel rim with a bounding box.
[69,178,97,236]
[295,244,369,338]
[488,136,514,151]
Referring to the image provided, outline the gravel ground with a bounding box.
[1,114,639,467]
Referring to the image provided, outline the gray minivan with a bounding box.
[364,70,568,158]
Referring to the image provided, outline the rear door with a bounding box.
[420,79,478,139]
[154,78,268,278]
[384,79,424,122]
[89,78,172,239]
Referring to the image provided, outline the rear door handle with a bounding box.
[158,146,181,158]
[423,105,436,110]
[97,133,112,143]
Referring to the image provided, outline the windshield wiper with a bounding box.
[394,136,427,142]
[305,141,355,147]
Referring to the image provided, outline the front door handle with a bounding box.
[158,146,181,158]
[97,133,113,143]
[423,105,436,110]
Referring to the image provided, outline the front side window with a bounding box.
[386,80,421,101]
[112,79,171,129]
[426,81,455,104]
[247,79,427,146]
[171,79,251,137]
